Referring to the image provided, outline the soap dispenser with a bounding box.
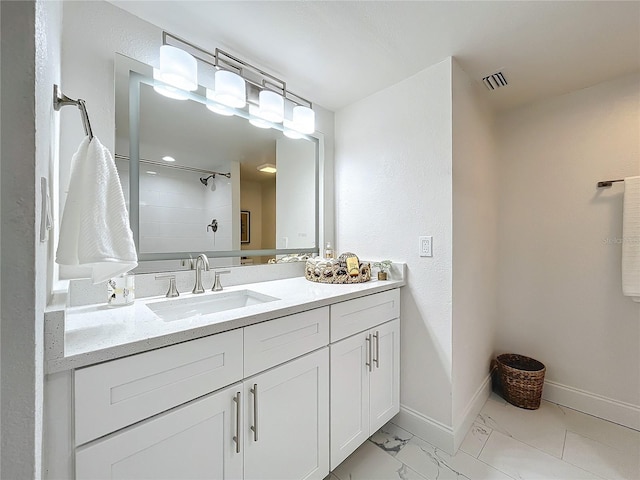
[324,242,334,259]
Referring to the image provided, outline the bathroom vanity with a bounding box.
[43,275,403,480]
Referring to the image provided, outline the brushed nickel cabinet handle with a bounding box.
[233,391,241,453]
[250,384,258,441]
[365,334,372,372]
[373,331,380,369]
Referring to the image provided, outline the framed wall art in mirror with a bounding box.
[240,211,250,244]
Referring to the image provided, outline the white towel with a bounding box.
[622,176,640,302]
[56,136,138,283]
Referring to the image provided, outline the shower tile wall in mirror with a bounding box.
[114,54,320,272]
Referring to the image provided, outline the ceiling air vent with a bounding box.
[482,72,508,90]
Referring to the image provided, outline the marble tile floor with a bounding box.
[328,393,639,480]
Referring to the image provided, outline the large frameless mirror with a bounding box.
[114,54,320,272]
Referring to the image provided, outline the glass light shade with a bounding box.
[258,90,284,123]
[283,119,303,139]
[214,70,246,108]
[292,105,315,134]
[158,45,198,91]
[249,105,272,129]
[206,89,234,116]
[153,68,188,100]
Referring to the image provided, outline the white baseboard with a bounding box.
[543,380,640,431]
[453,374,492,451]
[393,405,455,455]
[392,375,492,455]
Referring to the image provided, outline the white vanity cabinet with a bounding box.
[329,290,400,470]
[76,383,243,479]
[76,348,329,480]
[72,307,331,480]
[45,286,402,480]
[243,348,329,480]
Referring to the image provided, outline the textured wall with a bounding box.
[336,58,454,426]
[1,0,62,477]
[497,73,640,409]
[451,60,498,428]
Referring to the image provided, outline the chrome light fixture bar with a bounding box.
[160,31,315,134]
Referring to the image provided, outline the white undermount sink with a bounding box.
[146,290,280,322]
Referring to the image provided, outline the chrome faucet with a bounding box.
[192,254,210,294]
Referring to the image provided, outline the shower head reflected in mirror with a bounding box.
[200,174,215,185]
[200,171,232,186]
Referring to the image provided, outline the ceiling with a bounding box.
[108,1,640,112]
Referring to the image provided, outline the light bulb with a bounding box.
[258,90,284,123]
[153,68,188,100]
[158,45,197,91]
[249,105,272,129]
[214,70,246,108]
[283,119,303,139]
[292,105,315,134]
[206,88,234,116]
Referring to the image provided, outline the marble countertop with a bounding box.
[46,275,404,373]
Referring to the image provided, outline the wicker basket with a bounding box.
[304,258,371,284]
[496,354,546,410]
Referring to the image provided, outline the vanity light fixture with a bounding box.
[257,163,277,174]
[153,69,188,100]
[248,105,272,129]
[158,45,198,92]
[213,70,246,108]
[258,90,284,123]
[206,88,234,116]
[291,105,315,134]
[283,119,303,139]
[161,31,316,134]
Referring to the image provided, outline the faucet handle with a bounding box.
[155,274,180,298]
[212,270,231,292]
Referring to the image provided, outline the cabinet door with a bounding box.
[75,384,243,480]
[329,333,370,470]
[369,319,400,433]
[244,348,329,480]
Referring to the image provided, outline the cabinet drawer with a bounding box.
[330,289,400,342]
[74,329,243,445]
[244,307,329,377]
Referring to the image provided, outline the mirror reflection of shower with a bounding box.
[200,171,232,186]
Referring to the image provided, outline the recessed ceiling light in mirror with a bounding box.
[162,156,176,162]
[257,163,277,173]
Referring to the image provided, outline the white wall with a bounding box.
[1,0,62,477]
[451,60,498,437]
[496,73,640,426]
[336,59,455,433]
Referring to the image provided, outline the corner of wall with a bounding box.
[450,58,499,435]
